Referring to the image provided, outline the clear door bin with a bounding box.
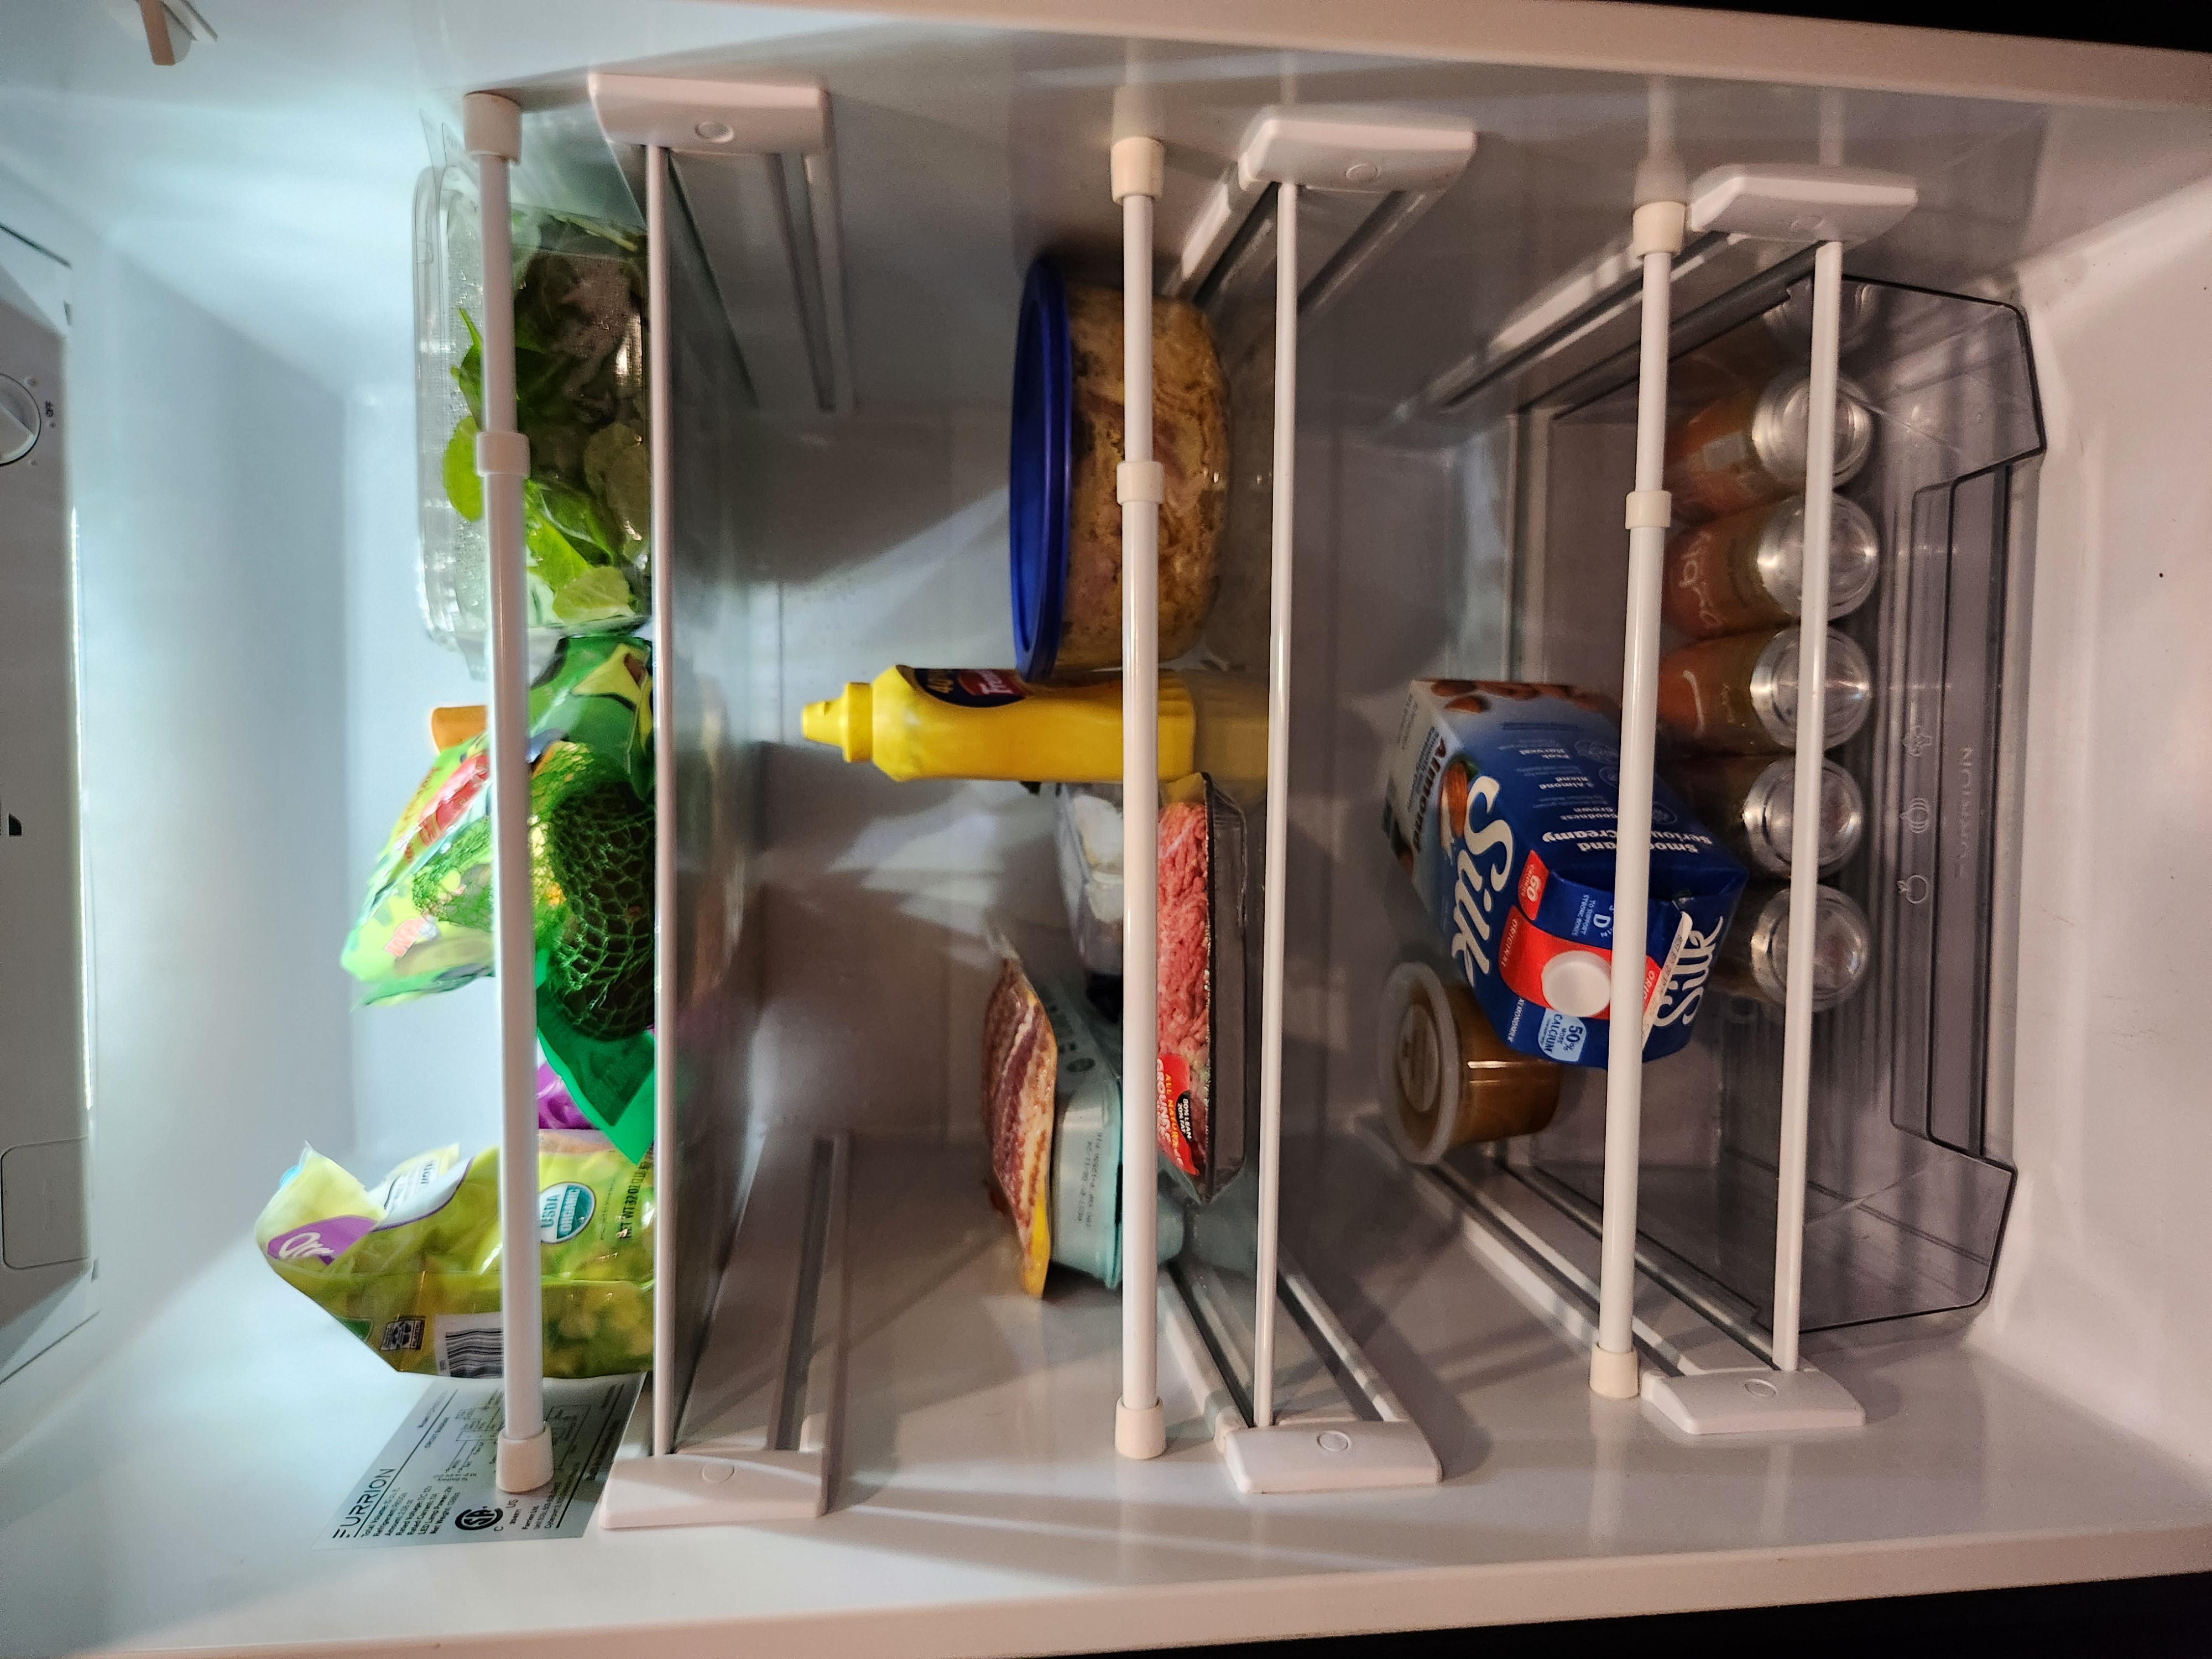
[1517,276,2039,1336]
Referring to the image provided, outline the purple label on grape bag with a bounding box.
[265,1215,375,1265]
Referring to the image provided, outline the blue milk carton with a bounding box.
[1382,680,1747,1069]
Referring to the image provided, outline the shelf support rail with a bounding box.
[1214,108,1469,1495]
[644,139,677,1457]
[1249,173,1297,1434]
[584,69,837,1467]
[1638,157,1915,1436]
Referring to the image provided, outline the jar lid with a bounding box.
[1009,258,1072,682]
[1379,962,1460,1166]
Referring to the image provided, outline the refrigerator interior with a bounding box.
[6,7,2212,1653]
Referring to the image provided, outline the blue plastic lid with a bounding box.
[1009,258,1072,682]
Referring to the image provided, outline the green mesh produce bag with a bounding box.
[342,634,657,1160]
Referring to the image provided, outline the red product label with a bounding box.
[1518,848,1550,919]
[1497,910,1668,1022]
[1157,1055,1201,1178]
[400,748,489,865]
[914,667,1025,708]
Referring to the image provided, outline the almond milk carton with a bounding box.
[1383,681,1746,1068]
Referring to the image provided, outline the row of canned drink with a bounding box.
[1381,300,1892,1163]
[1659,330,1885,1019]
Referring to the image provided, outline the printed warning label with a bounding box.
[320,1374,640,1548]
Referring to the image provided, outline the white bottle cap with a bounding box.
[1542,950,1613,1019]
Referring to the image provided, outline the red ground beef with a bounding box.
[1157,800,1210,1056]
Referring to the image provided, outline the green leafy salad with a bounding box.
[447,210,650,629]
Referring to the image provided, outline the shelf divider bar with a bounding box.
[645,140,679,1454]
[1770,237,1845,1374]
[1250,179,1299,1432]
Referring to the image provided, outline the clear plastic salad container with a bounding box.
[415,143,651,673]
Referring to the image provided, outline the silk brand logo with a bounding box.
[1442,758,1514,980]
[1648,919,1721,1029]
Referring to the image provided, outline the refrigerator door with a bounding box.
[0,238,91,1384]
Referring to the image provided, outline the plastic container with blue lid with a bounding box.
[1008,258,1229,682]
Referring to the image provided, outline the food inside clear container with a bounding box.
[1055,783,1125,975]
[415,142,651,674]
[1009,259,1227,680]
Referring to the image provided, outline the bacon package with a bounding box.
[982,947,1057,1295]
[1383,680,1746,1070]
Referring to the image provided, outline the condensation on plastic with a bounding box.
[414,129,652,677]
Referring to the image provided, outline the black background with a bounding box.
[1109,1572,2212,1656]
[1640,2,2210,53]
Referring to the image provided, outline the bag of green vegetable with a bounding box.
[416,147,650,654]
[255,1130,653,1379]
[340,634,657,1159]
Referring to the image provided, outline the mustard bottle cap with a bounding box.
[802,682,873,762]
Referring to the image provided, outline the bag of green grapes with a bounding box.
[255,1130,653,1379]
[340,633,657,1162]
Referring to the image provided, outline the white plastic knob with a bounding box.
[463,92,522,163]
[1624,488,1673,531]
[1590,1342,1642,1400]
[495,1425,553,1492]
[1116,1397,1167,1459]
[474,429,530,479]
[1117,460,1166,504]
[1110,135,1164,203]
[1629,198,1687,259]
[1542,950,1613,1019]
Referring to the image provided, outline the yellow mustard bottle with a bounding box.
[802,666,1265,784]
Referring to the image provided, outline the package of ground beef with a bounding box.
[1156,797,1211,1185]
[1153,778,1253,1203]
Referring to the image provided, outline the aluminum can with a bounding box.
[1656,625,1873,755]
[1670,754,1865,876]
[1662,493,1880,640]
[1665,370,1876,524]
[1714,882,1872,1011]
[1762,279,1883,353]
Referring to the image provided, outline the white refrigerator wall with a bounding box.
[0,163,355,1444]
[1973,171,2212,1473]
[339,382,502,1174]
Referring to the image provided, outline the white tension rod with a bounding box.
[1114,127,1168,1464]
[466,90,554,1496]
[1644,159,1913,1437]
[1590,87,1687,1404]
